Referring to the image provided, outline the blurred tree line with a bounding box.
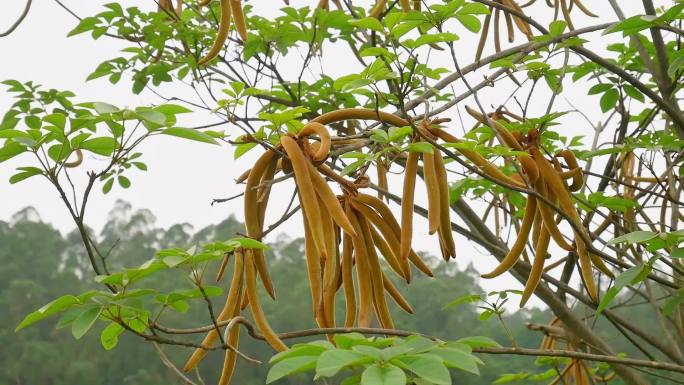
[0,201,661,385]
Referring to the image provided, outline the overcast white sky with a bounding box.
[0,1,661,305]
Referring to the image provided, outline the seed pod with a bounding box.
[230,0,248,40]
[357,214,394,329]
[183,249,245,372]
[346,205,374,327]
[556,149,584,191]
[482,195,537,278]
[520,225,550,306]
[422,151,441,235]
[341,228,356,327]
[307,162,356,235]
[198,0,232,65]
[217,320,241,385]
[244,249,287,351]
[433,151,456,260]
[311,108,410,128]
[351,199,406,278]
[382,273,414,313]
[376,159,389,202]
[369,0,387,18]
[400,149,420,265]
[428,126,526,188]
[299,122,332,162]
[281,136,328,257]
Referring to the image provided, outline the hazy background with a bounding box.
[0,0,660,303]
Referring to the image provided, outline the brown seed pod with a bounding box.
[465,106,539,183]
[312,108,410,128]
[281,136,328,257]
[357,213,394,329]
[244,249,287,351]
[341,229,357,327]
[307,162,356,236]
[535,179,575,252]
[230,0,248,41]
[346,204,374,327]
[350,199,407,280]
[217,319,241,385]
[64,149,84,168]
[368,225,407,279]
[382,273,414,313]
[302,214,324,325]
[299,122,332,162]
[198,0,232,65]
[183,249,245,372]
[422,151,441,235]
[520,225,550,306]
[556,149,584,191]
[319,199,339,329]
[369,0,387,17]
[481,195,537,278]
[376,158,389,202]
[428,125,527,188]
[400,148,420,265]
[433,151,456,260]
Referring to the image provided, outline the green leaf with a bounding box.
[101,322,124,350]
[162,127,219,145]
[102,178,114,194]
[136,110,167,126]
[43,113,67,129]
[0,141,27,163]
[267,356,318,383]
[548,20,567,37]
[154,104,193,115]
[608,231,657,245]
[455,14,481,33]
[456,336,501,348]
[270,342,332,364]
[82,137,117,156]
[623,84,644,102]
[118,175,131,189]
[93,102,119,114]
[458,3,489,14]
[361,364,406,385]
[600,88,619,112]
[668,54,684,77]
[663,288,684,316]
[588,83,613,95]
[431,347,480,375]
[16,295,81,331]
[596,265,648,315]
[406,142,434,153]
[72,306,104,339]
[397,354,451,385]
[443,294,482,309]
[349,17,384,32]
[316,350,371,378]
[230,237,270,250]
[9,167,43,184]
[672,248,684,259]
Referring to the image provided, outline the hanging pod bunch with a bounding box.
[475,0,534,61]
[525,0,598,30]
[185,108,443,382]
[399,120,457,264]
[464,106,614,306]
